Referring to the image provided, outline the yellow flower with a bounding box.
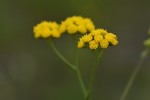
[33,21,61,38]
[89,40,98,49]
[105,33,118,45]
[111,39,118,45]
[107,33,117,39]
[100,39,109,48]
[90,29,101,36]
[77,29,118,49]
[84,18,95,31]
[99,29,107,35]
[60,16,95,35]
[67,24,77,34]
[94,34,103,42]
[51,29,60,38]
[82,34,93,42]
[59,22,66,33]
[77,38,85,48]
[78,25,87,34]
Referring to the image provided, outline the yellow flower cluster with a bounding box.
[77,29,118,49]
[33,16,118,49]
[33,16,95,39]
[59,16,95,34]
[33,21,61,38]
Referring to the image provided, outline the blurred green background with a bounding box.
[0,0,150,100]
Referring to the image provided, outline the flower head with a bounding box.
[33,21,61,38]
[59,16,95,34]
[77,29,118,49]
[77,38,85,48]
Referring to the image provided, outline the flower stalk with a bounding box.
[86,49,104,100]
[119,49,149,100]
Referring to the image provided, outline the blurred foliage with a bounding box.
[0,0,150,100]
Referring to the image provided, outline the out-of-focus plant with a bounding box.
[33,16,118,100]
[119,27,150,100]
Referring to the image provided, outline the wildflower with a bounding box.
[59,16,95,34]
[67,24,77,34]
[94,34,103,42]
[33,21,61,38]
[77,38,85,48]
[89,40,98,49]
[77,29,118,49]
[100,39,109,48]
[82,34,93,42]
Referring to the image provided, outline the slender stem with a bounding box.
[86,49,104,100]
[119,49,149,100]
[47,39,76,71]
[76,68,87,97]
[72,35,79,67]
[72,35,87,98]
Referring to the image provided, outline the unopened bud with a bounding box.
[144,38,150,48]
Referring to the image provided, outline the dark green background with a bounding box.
[0,0,150,100]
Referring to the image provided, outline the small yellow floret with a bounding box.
[108,33,117,39]
[111,39,118,45]
[77,38,85,48]
[51,29,60,38]
[59,22,66,33]
[78,25,87,34]
[49,22,59,29]
[90,29,101,36]
[105,33,118,45]
[94,34,103,42]
[82,34,93,42]
[105,34,114,42]
[100,39,109,48]
[86,24,95,32]
[84,18,95,31]
[67,24,77,34]
[89,40,98,49]
[33,21,51,38]
[99,29,107,35]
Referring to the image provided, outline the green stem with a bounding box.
[72,35,79,67]
[76,68,87,97]
[47,39,76,71]
[119,49,149,100]
[72,35,87,98]
[86,49,104,100]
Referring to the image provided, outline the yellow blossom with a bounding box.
[89,40,98,49]
[77,38,85,48]
[94,34,103,42]
[84,18,95,31]
[59,22,66,33]
[90,29,101,36]
[67,24,77,34]
[99,29,107,35]
[60,16,95,35]
[105,33,118,45]
[111,39,118,45]
[51,29,60,38]
[100,39,109,48]
[107,33,117,39]
[82,34,93,42]
[77,29,118,49]
[78,25,87,34]
[33,21,61,38]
